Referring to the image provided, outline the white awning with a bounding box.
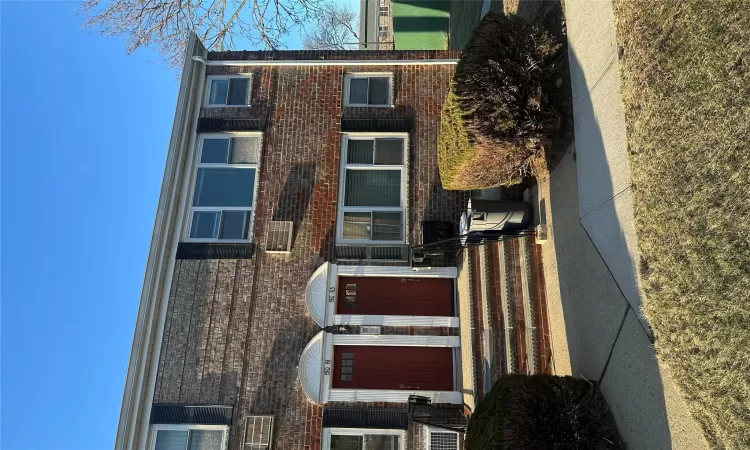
[298,331,325,404]
[305,262,330,327]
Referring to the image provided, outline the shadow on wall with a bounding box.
[543,44,672,448]
[272,163,317,247]
[234,317,317,449]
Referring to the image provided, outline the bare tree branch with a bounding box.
[81,0,324,67]
[302,2,358,50]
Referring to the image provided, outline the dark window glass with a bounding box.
[340,374,353,381]
[372,212,402,240]
[344,170,400,207]
[330,435,363,450]
[347,140,374,164]
[193,168,255,207]
[220,211,249,240]
[228,78,249,105]
[342,212,371,240]
[349,78,368,104]
[364,435,401,449]
[368,78,389,105]
[342,353,354,358]
[374,139,403,165]
[209,79,229,104]
[342,367,353,374]
[190,211,220,239]
[201,139,230,163]
[342,360,353,366]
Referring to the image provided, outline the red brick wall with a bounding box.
[153,57,467,450]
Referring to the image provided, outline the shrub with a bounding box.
[438,12,563,189]
[466,375,623,450]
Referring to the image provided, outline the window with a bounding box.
[337,135,406,244]
[343,74,392,107]
[150,425,228,450]
[187,133,261,242]
[379,5,390,15]
[205,75,252,106]
[324,429,404,450]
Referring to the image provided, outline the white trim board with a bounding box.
[334,315,459,327]
[329,389,462,404]
[331,334,459,347]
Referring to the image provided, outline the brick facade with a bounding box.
[153,50,468,450]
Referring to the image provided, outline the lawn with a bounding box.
[613,0,750,447]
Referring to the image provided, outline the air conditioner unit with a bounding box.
[243,415,274,449]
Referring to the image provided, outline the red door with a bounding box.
[337,277,453,316]
[332,346,454,391]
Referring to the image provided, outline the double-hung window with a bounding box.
[151,425,228,450]
[344,74,392,107]
[205,75,252,106]
[187,133,261,242]
[338,134,406,244]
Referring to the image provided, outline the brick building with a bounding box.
[114,34,470,450]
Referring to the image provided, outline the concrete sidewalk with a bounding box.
[543,0,709,447]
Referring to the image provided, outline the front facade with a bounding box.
[115,35,468,450]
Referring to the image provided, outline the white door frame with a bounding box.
[321,333,462,405]
[328,264,458,327]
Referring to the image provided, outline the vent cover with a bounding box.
[265,221,293,253]
[243,416,274,449]
[430,431,459,450]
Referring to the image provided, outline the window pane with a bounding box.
[155,430,188,450]
[343,212,371,240]
[331,435,364,450]
[228,78,249,105]
[372,212,402,241]
[344,170,401,207]
[364,434,401,450]
[189,430,224,450]
[349,78,368,104]
[190,211,220,239]
[347,140,374,164]
[201,139,230,163]
[193,168,256,207]
[209,79,229,105]
[368,77,389,105]
[374,139,403,165]
[221,211,249,240]
[230,137,260,164]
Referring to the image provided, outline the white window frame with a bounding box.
[204,74,253,107]
[343,73,394,107]
[185,132,262,243]
[149,424,229,450]
[322,427,406,450]
[337,133,408,245]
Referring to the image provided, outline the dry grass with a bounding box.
[613,0,750,447]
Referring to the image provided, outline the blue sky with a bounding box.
[0,1,336,448]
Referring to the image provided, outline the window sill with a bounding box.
[176,242,255,259]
